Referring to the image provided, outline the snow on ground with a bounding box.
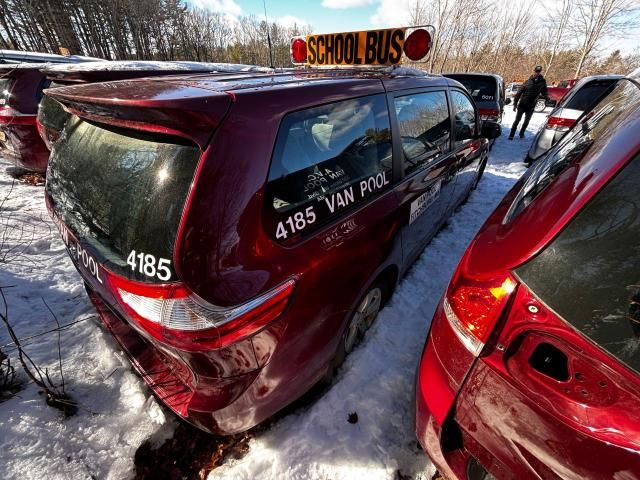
[0,108,547,480]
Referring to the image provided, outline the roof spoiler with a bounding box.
[45,79,233,148]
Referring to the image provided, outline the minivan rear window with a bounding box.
[46,116,200,282]
[39,81,69,132]
[560,80,617,112]
[516,154,640,375]
[265,94,392,241]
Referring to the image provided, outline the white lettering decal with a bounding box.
[409,180,442,225]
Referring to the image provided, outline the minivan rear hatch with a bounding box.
[45,78,233,285]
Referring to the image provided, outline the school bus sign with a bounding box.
[290,27,433,67]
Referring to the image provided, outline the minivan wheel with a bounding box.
[343,286,383,354]
[323,284,384,382]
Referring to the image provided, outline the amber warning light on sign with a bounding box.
[290,27,433,66]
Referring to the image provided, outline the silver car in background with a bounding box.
[525,75,622,164]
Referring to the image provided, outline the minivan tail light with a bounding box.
[443,268,517,356]
[106,273,296,351]
[546,116,576,132]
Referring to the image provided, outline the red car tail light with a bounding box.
[443,265,517,356]
[0,106,36,125]
[546,116,576,132]
[105,272,296,351]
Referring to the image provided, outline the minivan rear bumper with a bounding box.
[87,287,262,434]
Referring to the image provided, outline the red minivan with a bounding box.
[0,63,62,173]
[45,65,500,434]
[416,76,640,478]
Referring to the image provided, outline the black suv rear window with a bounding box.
[447,75,497,102]
[516,154,640,375]
[266,94,392,242]
[560,80,617,112]
[46,116,200,282]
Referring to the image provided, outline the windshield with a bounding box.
[46,117,200,282]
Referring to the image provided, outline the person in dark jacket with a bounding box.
[509,65,549,139]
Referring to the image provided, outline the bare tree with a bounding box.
[572,0,640,77]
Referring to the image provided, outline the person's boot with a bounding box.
[508,127,516,140]
[519,130,525,139]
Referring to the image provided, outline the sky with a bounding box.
[188,0,639,55]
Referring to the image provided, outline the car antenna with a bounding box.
[263,0,275,70]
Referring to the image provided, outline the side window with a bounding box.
[266,94,392,241]
[451,90,476,147]
[394,91,450,176]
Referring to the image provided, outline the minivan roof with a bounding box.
[48,67,452,99]
[444,72,503,81]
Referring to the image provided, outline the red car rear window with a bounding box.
[516,154,640,375]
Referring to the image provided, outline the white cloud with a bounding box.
[370,0,413,27]
[277,15,309,29]
[190,0,242,17]
[322,0,375,9]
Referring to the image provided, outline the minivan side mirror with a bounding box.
[505,98,512,105]
[480,120,502,140]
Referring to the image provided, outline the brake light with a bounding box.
[443,264,517,356]
[403,28,431,61]
[106,273,296,351]
[546,116,576,131]
[290,37,307,64]
[0,106,36,125]
[479,108,499,121]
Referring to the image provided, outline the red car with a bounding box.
[415,75,640,478]
[0,63,65,173]
[37,60,267,149]
[44,28,501,434]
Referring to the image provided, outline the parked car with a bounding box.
[45,65,500,434]
[0,61,95,173]
[506,81,521,101]
[444,73,507,124]
[536,78,579,112]
[415,75,640,479]
[526,75,622,164]
[37,60,270,149]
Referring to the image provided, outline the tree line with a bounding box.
[0,0,638,83]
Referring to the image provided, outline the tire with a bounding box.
[325,284,384,379]
[534,99,546,112]
[472,157,488,191]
